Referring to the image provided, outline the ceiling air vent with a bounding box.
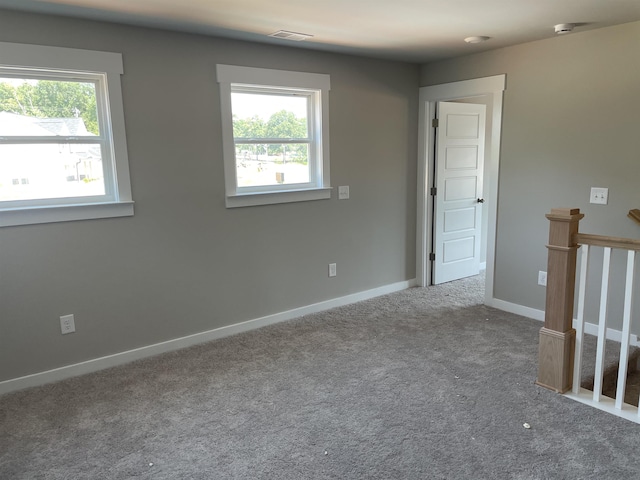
[268,30,313,42]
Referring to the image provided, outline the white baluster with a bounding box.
[593,247,612,403]
[616,251,635,410]
[573,245,590,394]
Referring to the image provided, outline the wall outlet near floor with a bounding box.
[328,263,337,277]
[538,271,547,287]
[60,314,76,334]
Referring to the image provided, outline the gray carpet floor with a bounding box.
[2,274,640,479]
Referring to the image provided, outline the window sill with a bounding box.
[0,201,134,227]
[226,187,332,208]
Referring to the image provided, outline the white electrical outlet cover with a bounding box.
[60,314,76,334]
[538,271,547,286]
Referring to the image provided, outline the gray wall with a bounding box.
[421,21,640,328]
[0,9,419,382]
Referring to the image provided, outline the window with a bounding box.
[217,65,331,208]
[0,42,133,227]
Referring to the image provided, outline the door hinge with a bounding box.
[432,118,439,128]
[430,187,437,196]
[429,253,436,261]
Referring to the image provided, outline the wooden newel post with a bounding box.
[536,208,584,393]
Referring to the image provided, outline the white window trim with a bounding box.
[216,64,331,208]
[0,42,133,227]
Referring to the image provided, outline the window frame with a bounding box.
[0,42,133,227]
[217,64,331,208]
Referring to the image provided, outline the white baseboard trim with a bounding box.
[487,298,638,346]
[0,278,417,396]
[488,298,545,321]
[578,322,639,346]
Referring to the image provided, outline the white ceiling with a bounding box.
[1,0,639,63]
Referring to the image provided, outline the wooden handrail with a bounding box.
[575,233,640,251]
[629,209,640,226]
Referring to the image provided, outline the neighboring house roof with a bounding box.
[0,111,54,136]
[0,111,100,159]
[0,111,93,136]
[36,117,90,136]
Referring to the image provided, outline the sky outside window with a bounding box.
[231,92,307,123]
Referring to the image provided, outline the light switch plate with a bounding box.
[328,263,337,277]
[590,187,608,205]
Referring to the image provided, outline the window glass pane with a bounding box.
[231,92,308,139]
[0,78,99,136]
[235,143,309,187]
[0,143,105,201]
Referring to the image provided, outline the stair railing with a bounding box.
[537,208,640,422]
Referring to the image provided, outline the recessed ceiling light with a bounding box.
[464,36,490,44]
[268,30,314,42]
[554,23,575,34]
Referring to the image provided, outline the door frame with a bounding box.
[416,75,506,305]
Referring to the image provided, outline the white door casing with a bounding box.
[433,102,485,284]
[416,74,505,304]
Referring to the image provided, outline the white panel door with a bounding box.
[433,101,486,284]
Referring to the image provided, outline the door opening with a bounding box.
[416,75,506,305]
[432,101,486,284]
